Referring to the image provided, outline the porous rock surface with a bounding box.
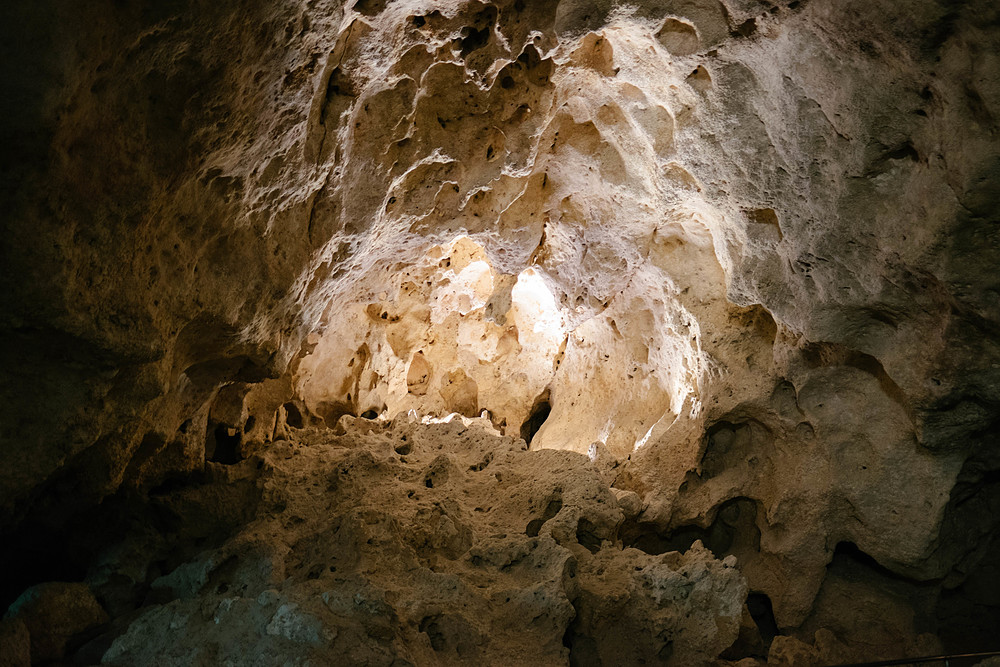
[93,416,744,666]
[1,0,999,663]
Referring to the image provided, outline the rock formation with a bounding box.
[1,0,998,664]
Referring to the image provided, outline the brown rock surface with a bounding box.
[0,618,30,667]
[97,416,745,665]
[3,582,107,663]
[0,0,998,663]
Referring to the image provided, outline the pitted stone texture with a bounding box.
[97,417,745,666]
[1,0,998,660]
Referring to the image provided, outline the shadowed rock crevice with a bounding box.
[521,392,552,447]
[622,497,761,561]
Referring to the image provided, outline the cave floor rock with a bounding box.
[74,416,749,666]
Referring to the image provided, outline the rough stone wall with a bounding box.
[284,0,1000,643]
[1,0,999,663]
[1,0,348,530]
[85,417,747,666]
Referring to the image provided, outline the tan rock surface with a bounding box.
[1,0,998,662]
[97,416,745,665]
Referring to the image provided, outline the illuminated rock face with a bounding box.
[1,0,999,663]
[292,2,763,463]
[288,0,996,644]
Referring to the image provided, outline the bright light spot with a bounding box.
[634,424,656,451]
[406,410,502,434]
[511,268,563,337]
[419,412,464,425]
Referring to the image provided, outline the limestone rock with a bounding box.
[0,0,998,661]
[767,636,820,667]
[0,618,30,667]
[97,417,745,666]
[3,582,107,663]
[567,541,746,664]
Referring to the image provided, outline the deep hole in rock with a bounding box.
[352,0,387,17]
[746,592,779,646]
[283,402,304,429]
[622,497,760,559]
[419,615,447,651]
[520,395,551,446]
[622,521,704,556]
[657,641,674,662]
[460,25,490,57]
[0,519,91,613]
[576,517,603,553]
[829,540,916,583]
[206,422,242,464]
[562,618,600,667]
[701,421,757,479]
[315,400,354,427]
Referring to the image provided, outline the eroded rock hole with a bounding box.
[460,25,490,57]
[525,495,562,536]
[687,65,712,93]
[206,422,242,464]
[562,620,599,667]
[520,393,551,446]
[419,614,447,651]
[418,613,479,657]
[315,400,353,427]
[746,592,779,646]
[828,540,908,582]
[576,517,603,553]
[701,420,753,478]
[623,498,759,559]
[283,402,304,429]
[657,18,699,55]
[352,0,388,17]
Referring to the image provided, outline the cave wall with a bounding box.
[1,0,999,660]
[0,0,350,529]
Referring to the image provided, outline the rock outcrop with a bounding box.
[91,416,745,666]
